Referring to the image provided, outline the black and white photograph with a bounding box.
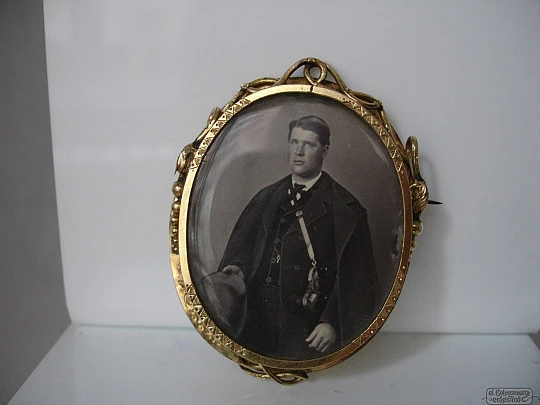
[188,93,404,360]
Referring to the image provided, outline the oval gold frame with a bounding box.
[170,58,428,384]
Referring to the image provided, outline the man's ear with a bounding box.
[322,145,329,160]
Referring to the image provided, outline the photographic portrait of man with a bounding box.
[204,115,380,360]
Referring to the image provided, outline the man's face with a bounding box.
[288,127,329,181]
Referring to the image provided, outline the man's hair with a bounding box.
[288,115,331,147]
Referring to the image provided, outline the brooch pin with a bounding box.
[170,58,430,384]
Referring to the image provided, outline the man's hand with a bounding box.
[305,322,337,353]
[222,264,244,280]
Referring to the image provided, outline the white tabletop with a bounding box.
[10,325,540,405]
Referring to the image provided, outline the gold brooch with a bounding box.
[170,58,430,384]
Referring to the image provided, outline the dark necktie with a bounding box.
[288,183,306,207]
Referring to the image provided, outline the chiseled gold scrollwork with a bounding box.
[239,360,309,385]
[406,136,428,249]
[170,144,196,255]
[411,182,429,215]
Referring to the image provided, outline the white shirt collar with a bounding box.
[292,172,322,191]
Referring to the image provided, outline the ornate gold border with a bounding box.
[169,58,427,384]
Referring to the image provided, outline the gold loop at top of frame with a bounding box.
[275,58,383,111]
[303,63,327,86]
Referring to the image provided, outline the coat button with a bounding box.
[280,217,286,223]
[265,276,272,283]
[294,265,300,270]
[274,238,280,244]
[271,257,276,264]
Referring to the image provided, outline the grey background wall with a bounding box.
[0,1,70,403]
[43,1,540,333]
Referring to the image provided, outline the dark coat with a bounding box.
[218,172,379,351]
